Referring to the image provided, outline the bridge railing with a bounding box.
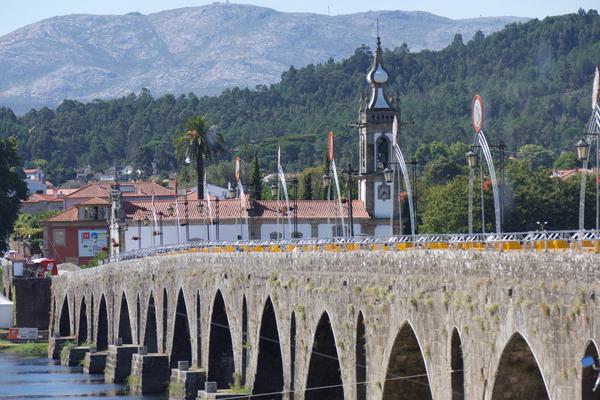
[105,230,600,263]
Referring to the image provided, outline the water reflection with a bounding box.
[0,353,165,399]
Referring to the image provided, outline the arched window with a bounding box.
[376,136,389,169]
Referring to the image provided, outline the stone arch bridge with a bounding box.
[49,251,600,400]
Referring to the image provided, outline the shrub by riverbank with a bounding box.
[0,340,47,357]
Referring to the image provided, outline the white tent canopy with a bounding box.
[0,293,13,329]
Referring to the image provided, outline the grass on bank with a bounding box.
[0,340,47,357]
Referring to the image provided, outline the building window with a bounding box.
[332,225,345,237]
[79,206,108,221]
[53,229,66,246]
[291,231,303,239]
[270,232,282,240]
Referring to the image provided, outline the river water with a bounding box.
[0,353,166,400]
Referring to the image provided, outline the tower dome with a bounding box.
[366,36,392,110]
[367,37,389,84]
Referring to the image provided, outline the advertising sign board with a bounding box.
[8,327,38,340]
[78,230,108,257]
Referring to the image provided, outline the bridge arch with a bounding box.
[207,289,235,389]
[450,328,464,400]
[117,291,133,344]
[490,331,550,400]
[382,320,432,400]
[144,291,158,353]
[252,296,284,399]
[77,296,88,344]
[96,294,109,351]
[58,294,71,337]
[582,339,600,400]
[169,288,192,368]
[305,311,344,400]
[356,311,367,400]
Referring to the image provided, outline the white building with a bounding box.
[23,168,47,194]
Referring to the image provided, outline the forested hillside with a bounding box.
[0,9,599,185]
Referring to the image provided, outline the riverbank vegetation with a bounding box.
[0,340,47,357]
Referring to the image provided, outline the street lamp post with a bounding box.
[269,179,299,238]
[409,157,419,234]
[341,162,358,237]
[183,199,190,242]
[466,150,477,234]
[292,178,299,237]
[537,221,548,252]
[576,136,599,232]
[215,198,220,241]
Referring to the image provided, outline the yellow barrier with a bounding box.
[151,237,600,257]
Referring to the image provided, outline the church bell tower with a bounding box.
[357,35,399,219]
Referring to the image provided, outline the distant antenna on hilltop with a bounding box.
[328,6,330,16]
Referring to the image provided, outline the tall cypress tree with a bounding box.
[300,173,313,200]
[250,154,262,200]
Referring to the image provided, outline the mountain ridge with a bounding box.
[0,2,529,113]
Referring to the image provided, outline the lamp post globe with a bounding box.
[466,150,477,169]
[228,187,236,199]
[321,173,332,188]
[576,138,590,162]
[383,166,394,183]
[270,184,278,198]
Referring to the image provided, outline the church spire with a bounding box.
[366,29,392,110]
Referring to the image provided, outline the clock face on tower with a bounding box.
[378,183,391,201]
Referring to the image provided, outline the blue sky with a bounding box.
[1,0,597,36]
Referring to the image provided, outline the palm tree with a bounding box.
[174,116,224,199]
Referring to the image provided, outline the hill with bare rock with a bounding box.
[0,3,528,113]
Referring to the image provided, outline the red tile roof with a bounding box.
[45,207,79,222]
[65,182,174,199]
[123,199,369,222]
[76,197,110,206]
[22,193,64,203]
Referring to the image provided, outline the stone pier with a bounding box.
[169,362,208,400]
[48,336,75,360]
[61,346,90,367]
[104,343,139,384]
[83,351,106,374]
[129,350,170,394]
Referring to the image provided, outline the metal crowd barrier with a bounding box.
[105,230,600,263]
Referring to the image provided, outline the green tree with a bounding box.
[518,144,555,170]
[300,173,313,200]
[0,137,28,251]
[250,154,262,200]
[553,151,578,169]
[174,116,224,199]
[12,210,60,254]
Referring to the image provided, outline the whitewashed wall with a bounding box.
[123,220,368,252]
